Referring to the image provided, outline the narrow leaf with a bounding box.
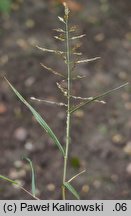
[4,77,65,156]
[77,57,101,64]
[64,182,80,200]
[24,157,36,197]
[0,175,18,185]
[70,83,129,113]
[58,16,66,24]
[71,34,86,40]
[40,63,65,77]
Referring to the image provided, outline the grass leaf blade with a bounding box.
[64,182,80,199]
[4,77,65,156]
[70,83,129,113]
[24,157,36,197]
[0,175,18,185]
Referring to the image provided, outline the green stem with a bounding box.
[62,15,71,200]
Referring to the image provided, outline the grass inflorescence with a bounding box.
[0,2,128,199]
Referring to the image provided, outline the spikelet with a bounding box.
[58,16,66,24]
[76,57,101,64]
[71,34,86,40]
[36,45,64,55]
[31,97,67,107]
[40,63,65,77]
[53,28,65,33]
[56,82,68,97]
[54,35,65,41]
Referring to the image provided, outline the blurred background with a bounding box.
[0,0,131,199]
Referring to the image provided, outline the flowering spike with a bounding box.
[71,34,86,40]
[69,26,77,32]
[56,82,67,97]
[58,16,66,24]
[31,97,67,107]
[40,63,65,77]
[76,57,101,64]
[54,35,65,42]
[53,28,65,33]
[36,45,64,55]
[63,2,70,16]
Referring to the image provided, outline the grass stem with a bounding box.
[62,12,71,200]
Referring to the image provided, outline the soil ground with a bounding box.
[0,0,131,199]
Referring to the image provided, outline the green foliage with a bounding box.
[0,174,39,200]
[0,2,128,200]
[64,182,80,200]
[0,175,18,185]
[0,0,11,13]
[4,77,65,157]
[24,157,36,197]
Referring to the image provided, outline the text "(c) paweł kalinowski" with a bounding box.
[20,202,104,212]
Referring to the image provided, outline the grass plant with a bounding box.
[0,2,128,200]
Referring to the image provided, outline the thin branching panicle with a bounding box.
[0,2,128,200]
